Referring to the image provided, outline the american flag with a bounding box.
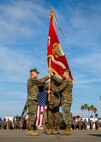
[36,91,47,126]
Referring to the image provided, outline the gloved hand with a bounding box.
[48,69,55,76]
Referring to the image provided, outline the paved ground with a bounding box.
[0,130,101,142]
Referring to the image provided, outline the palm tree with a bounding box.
[84,104,88,117]
[90,105,94,117]
[87,106,91,117]
[93,107,97,117]
[81,105,84,117]
[95,113,98,118]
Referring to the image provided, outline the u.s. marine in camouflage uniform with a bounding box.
[47,91,60,135]
[26,68,48,136]
[43,81,61,135]
[50,69,73,135]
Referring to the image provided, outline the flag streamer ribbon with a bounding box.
[51,8,67,38]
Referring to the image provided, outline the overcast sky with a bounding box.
[0,0,101,118]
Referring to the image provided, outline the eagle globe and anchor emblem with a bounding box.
[52,42,64,58]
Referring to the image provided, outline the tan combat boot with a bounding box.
[59,128,71,136]
[64,128,71,135]
[46,129,53,135]
[27,130,39,136]
[27,130,33,135]
[52,129,58,135]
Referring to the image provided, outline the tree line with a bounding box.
[80,104,98,118]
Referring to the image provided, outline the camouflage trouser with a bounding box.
[62,103,72,128]
[27,100,38,130]
[53,111,61,130]
[47,106,60,130]
[42,110,48,130]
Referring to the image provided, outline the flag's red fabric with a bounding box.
[47,9,73,79]
[36,106,47,126]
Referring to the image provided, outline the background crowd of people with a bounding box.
[0,116,100,131]
[71,116,100,130]
[0,117,27,130]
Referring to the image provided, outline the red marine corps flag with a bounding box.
[47,9,73,79]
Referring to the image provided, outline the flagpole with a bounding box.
[48,57,52,102]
